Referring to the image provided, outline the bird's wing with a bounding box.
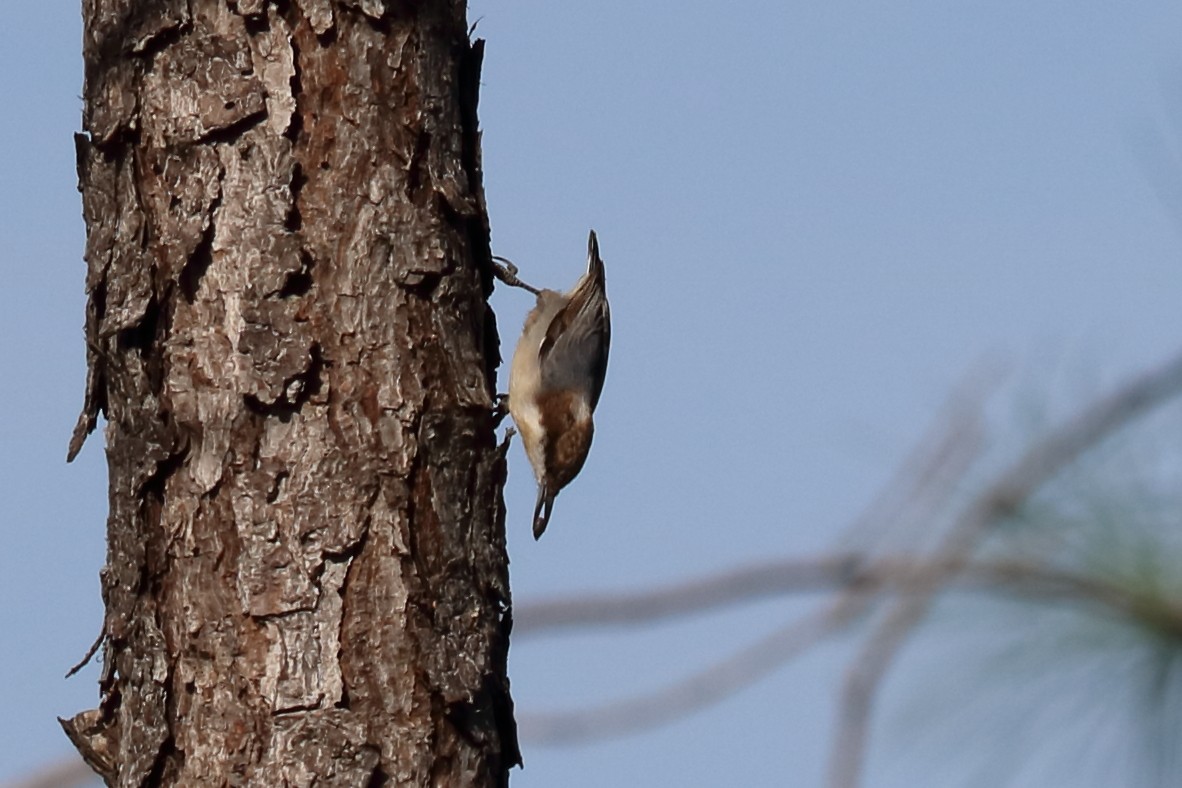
[538,296,611,409]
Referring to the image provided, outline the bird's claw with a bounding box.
[492,256,540,295]
[492,393,510,427]
[498,426,516,456]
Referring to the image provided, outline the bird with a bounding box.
[499,230,611,539]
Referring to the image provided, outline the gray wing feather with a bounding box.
[539,298,611,409]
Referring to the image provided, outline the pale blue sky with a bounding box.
[3,1,1182,786]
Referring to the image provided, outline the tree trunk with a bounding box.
[62,1,519,785]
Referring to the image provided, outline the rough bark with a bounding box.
[63,1,519,785]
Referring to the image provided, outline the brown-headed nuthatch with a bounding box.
[498,231,611,539]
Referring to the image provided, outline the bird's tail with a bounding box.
[586,229,605,285]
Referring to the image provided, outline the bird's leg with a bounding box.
[492,255,541,295]
[497,426,517,458]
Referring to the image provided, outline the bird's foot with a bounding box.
[492,256,541,295]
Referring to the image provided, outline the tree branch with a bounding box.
[515,554,1177,637]
[512,552,1180,744]
[520,600,858,745]
[828,348,1182,788]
